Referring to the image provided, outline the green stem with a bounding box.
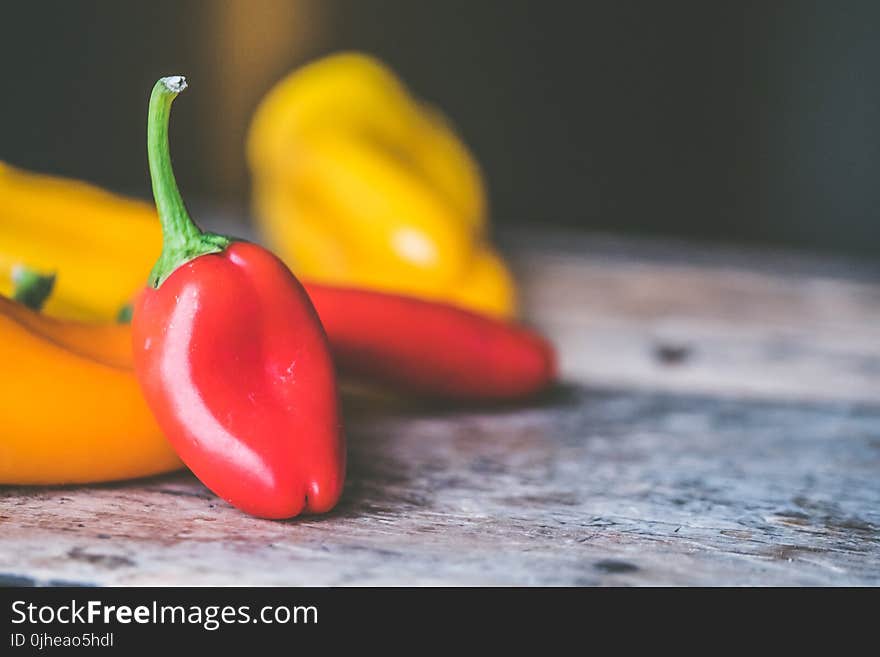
[12,266,56,311]
[147,76,230,288]
[116,303,134,324]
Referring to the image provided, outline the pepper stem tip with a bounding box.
[160,75,187,94]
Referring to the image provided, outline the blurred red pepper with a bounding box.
[132,76,344,519]
[305,284,556,401]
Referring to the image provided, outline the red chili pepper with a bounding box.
[304,284,557,401]
[132,76,344,520]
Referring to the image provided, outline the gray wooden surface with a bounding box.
[1,229,878,586]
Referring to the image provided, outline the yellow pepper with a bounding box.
[0,276,180,484]
[0,161,160,321]
[248,52,517,318]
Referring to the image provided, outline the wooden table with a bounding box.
[1,229,878,586]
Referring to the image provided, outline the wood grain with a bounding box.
[1,230,877,586]
[514,230,880,404]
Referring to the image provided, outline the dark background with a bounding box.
[1,1,878,256]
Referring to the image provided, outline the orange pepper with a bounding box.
[0,289,181,485]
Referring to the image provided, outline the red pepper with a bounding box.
[304,284,557,401]
[132,76,344,519]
